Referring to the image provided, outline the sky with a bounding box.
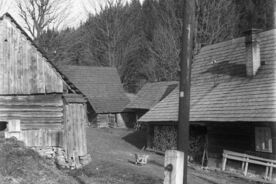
[1,0,113,29]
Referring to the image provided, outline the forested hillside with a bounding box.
[37,0,275,92]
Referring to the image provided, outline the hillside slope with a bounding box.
[0,138,78,184]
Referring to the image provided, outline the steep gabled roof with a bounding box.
[126,81,178,110]
[59,65,130,113]
[0,13,79,93]
[139,29,276,122]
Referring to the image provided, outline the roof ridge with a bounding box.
[198,28,276,53]
[60,65,117,70]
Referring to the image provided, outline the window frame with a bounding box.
[255,126,273,153]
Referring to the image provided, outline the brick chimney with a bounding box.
[244,29,261,77]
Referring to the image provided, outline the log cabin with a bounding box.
[59,65,133,128]
[0,13,90,168]
[139,28,276,176]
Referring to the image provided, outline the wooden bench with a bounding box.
[222,150,276,181]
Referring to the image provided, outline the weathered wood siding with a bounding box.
[0,16,63,95]
[0,95,63,130]
[94,114,115,128]
[21,129,63,147]
[64,103,87,158]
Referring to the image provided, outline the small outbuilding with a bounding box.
[125,81,177,126]
[59,65,133,128]
[0,13,90,168]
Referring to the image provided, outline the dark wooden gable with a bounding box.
[0,15,63,95]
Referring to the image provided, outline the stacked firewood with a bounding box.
[152,125,206,163]
[153,126,177,152]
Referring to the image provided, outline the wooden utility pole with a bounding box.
[177,0,195,183]
[274,0,276,28]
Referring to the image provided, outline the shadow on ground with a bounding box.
[122,130,147,149]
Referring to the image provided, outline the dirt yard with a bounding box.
[67,128,263,184]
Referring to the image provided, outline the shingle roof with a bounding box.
[126,81,178,110]
[139,29,276,122]
[59,65,129,113]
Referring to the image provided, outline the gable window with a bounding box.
[255,127,272,153]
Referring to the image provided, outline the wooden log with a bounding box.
[164,150,184,184]
[0,106,63,112]
[0,95,63,106]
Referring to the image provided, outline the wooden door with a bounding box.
[64,103,87,160]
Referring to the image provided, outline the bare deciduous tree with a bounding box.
[196,0,239,46]
[16,0,71,39]
[84,0,127,67]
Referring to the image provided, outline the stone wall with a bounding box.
[31,146,91,169]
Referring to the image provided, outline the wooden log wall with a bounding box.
[64,103,87,158]
[0,16,63,95]
[0,95,63,130]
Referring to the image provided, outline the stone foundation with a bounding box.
[31,146,92,169]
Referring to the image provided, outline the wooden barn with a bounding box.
[125,81,177,126]
[139,29,276,174]
[59,65,133,128]
[0,13,90,168]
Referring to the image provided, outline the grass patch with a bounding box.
[0,137,78,184]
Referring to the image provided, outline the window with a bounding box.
[255,127,272,153]
[0,121,7,131]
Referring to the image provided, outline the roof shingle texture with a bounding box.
[126,81,178,110]
[139,29,276,122]
[59,66,129,113]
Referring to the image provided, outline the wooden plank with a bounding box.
[0,21,3,94]
[20,117,63,123]
[13,26,18,94]
[73,104,79,155]
[22,36,28,93]
[19,129,63,147]
[63,104,68,155]
[72,104,78,155]
[0,106,63,112]
[21,124,63,130]
[66,104,74,158]
[0,111,63,117]
[164,150,184,184]
[80,104,87,155]
[37,54,44,93]
[0,95,63,105]
[7,25,12,94]
[69,104,75,158]
[26,37,31,94]
[17,30,24,94]
[2,21,8,94]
